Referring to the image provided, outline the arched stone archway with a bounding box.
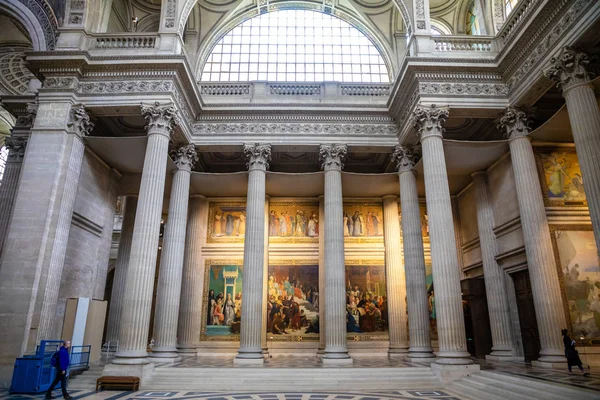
[0,0,58,51]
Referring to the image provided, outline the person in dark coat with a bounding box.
[45,340,73,399]
[562,329,590,376]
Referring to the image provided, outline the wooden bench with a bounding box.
[96,376,140,391]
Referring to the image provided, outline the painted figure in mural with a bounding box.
[366,212,374,236]
[269,210,278,236]
[212,294,225,325]
[345,280,387,333]
[352,211,362,236]
[279,212,287,236]
[373,212,382,236]
[547,155,570,197]
[307,213,318,237]
[294,210,305,236]
[214,213,223,236]
[207,289,215,326]
[225,213,234,235]
[239,211,246,235]
[223,293,236,325]
[343,212,350,236]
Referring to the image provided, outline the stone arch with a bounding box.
[0,0,58,51]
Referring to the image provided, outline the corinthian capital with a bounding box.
[545,47,593,91]
[170,143,198,172]
[141,102,178,137]
[68,104,94,137]
[391,145,421,173]
[412,104,449,141]
[498,107,532,140]
[319,144,347,171]
[15,103,37,129]
[243,143,271,171]
[5,136,28,162]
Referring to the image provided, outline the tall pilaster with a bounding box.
[546,47,600,252]
[472,172,515,359]
[177,196,208,353]
[106,195,138,345]
[113,102,177,365]
[382,195,409,355]
[413,105,471,365]
[317,195,326,356]
[235,143,271,364]
[151,144,198,361]
[499,107,566,367]
[392,145,434,360]
[262,196,270,356]
[320,144,352,364]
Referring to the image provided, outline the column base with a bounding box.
[149,347,181,362]
[234,356,265,365]
[434,350,473,365]
[388,348,409,358]
[102,363,155,387]
[431,362,480,384]
[532,360,567,369]
[112,350,150,365]
[485,354,524,362]
[177,345,198,354]
[148,355,182,363]
[322,356,353,365]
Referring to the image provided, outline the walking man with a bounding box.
[45,340,73,399]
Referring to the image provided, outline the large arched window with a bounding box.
[200,10,390,83]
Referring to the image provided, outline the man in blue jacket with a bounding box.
[45,341,72,400]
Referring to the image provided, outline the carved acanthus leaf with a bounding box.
[68,104,94,137]
[319,144,347,171]
[170,143,198,171]
[391,145,421,173]
[497,107,532,139]
[141,102,178,136]
[545,47,594,90]
[412,104,449,140]
[5,136,28,162]
[243,143,272,171]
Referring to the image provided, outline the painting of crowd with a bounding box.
[269,204,319,238]
[345,265,388,334]
[205,265,243,336]
[343,204,384,238]
[209,203,247,239]
[266,265,319,337]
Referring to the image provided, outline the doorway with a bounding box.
[512,270,541,362]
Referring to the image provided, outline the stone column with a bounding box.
[177,196,208,354]
[546,47,600,253]
[382,195,409,355]
[472,172,515,359]
[235,143,271,364]
[112,102,177,366]
[499,107,566,367]
[262,196,269,356]
[319,144,352,364]
[413,105,472,365]
[317,195,326,356]
[106,196,138,345]
[0,136,29,256]
[392,145,434,360]
[151,144,198,361]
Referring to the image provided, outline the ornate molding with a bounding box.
[391,145,421,173]
[14,0,58,50]
[498,107,532,140]
[545,47,594,91]
[78,80,174,94]
[67,104,94,137]
[141,101,178,136]
[5,136,28,162]
[319,144,347,171]
[192,123,398,136]
[412,104,448,141]
[14,103,37,128]
[243,143,271,171]
[170,143,198,172]
[419,82,508,96]
[164,0,177,28]
[43,77,78,89]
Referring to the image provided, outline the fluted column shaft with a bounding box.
[394,146,433,360]
[236,144,270,363]
[320,144,351,363]
[472,172,515,358]
[177,196,208,353]
[106,196,138,344]
[383,196,409,354]
[262,196,269,354]
[414,106,471,365]
[114,103,176,365]
[318,195,326,355]
[151,144,196,360]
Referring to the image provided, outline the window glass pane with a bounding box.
[199,9,390,83]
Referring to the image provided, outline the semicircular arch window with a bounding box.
[200,10,390,83]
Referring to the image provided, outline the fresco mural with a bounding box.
[208,202,246,242]
[539,151,586,205]
[269,202,319,241]
[345,265,388,337]
[555,229,600,340]
[266,265,319,339]
[204,264,243,338]
[343,203,384,239]
[398,204,429,239]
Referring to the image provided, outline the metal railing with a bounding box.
[69,345,91,371]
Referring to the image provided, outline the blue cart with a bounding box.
[10,340,63,394]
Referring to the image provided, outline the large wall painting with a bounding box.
[266,264,319,340]
[552,227,600,341]
[398,203,430,241]
[343,203,384,243]
[345,265,388,340]
[207,202,246,243]
[269,202,319,243]
[538,150,587,206]
[202,261,243,340]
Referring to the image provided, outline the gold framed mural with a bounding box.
[268,201,319,243]
[550,225,600,344]
[201,259,243,341]
[343,202,384,243]
[536,149,587,207]
[266,260,320,341]
[207,201,247,243]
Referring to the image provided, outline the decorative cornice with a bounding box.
[79,80,174,94]
[498,107,532,140]
[192,123,398,136]
[412,104,449,141]
[43,77,78,89]
[391,145,421,173]
[243,143,271,171]
[170,143,198,172]
[419,82,508,96]
[319,144,347,171]
[5,136,28,162]
[545,47,594,91]
[141,101,178,137]
[68,104,94,137]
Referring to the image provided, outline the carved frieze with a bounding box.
[43,77,77,89]
[192,123,399,136]
[170,143,198,171]
[78,80,173,93]
[419,82,508,96]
